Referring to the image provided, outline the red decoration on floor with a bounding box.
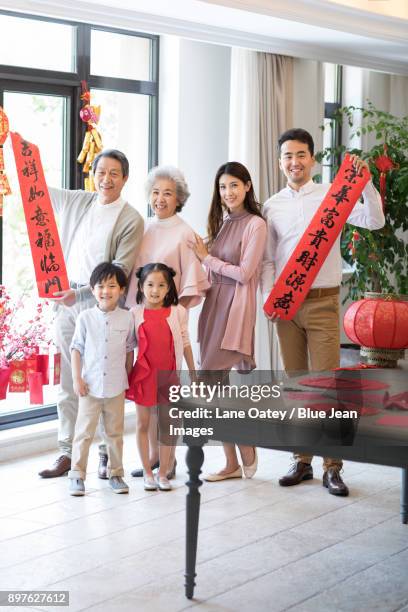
[8,357,37,392]
[383,391,408,411]
[53,352,61,385]
[28,371,44,404]
[0,366,11,399]
[375,415,408,428]
[36,353,49,385]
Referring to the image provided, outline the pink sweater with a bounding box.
[203,214,267,357]
[125,215,209,309]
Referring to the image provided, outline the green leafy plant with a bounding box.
[315,102,408,301]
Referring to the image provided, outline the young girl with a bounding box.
[127,263,195,491]
[190,162,267,481]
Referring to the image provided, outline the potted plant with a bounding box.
[315,102,408,302]
[0,285,51,395]
[316,104,408,365]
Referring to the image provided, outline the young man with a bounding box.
[261,128,385,496]
[68,262,135,496]
[39,150,144,479]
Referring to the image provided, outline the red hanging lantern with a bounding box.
[344,293,408,366]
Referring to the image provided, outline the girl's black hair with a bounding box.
[135,263,178,307]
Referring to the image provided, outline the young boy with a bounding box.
[68,262,135,496]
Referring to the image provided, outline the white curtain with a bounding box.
[342,67,408,151]
[228,49,293,370]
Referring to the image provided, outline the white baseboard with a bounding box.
[0,408,136,463]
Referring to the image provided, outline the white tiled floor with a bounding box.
[1,436,408,611]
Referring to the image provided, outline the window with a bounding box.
[91,30,151,82]
[90,89,150,214]
[0,13,75,72]
[0,11,158,428]
[322,63,343,182]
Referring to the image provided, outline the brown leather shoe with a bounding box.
[38,455,71,478]
[279,461,313,486]
[323,467,349,496]
[98,454,109,480]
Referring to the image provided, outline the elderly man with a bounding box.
[39,150,144,478]
[262,128,385,496]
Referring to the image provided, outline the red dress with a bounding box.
[127,307,177,407]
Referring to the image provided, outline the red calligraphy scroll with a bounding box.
[10,133,69,298]
[0,107,12,216]
[263,154,370,321]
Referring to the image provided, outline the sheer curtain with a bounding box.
[228,48,293,370]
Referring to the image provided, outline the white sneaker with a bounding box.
[156,475,172,491]
[109,476,129,494]
[143,475,158,491]
[69,478,85,496]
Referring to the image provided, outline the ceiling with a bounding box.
[2,0,408,74]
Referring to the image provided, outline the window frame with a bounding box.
[323,64,343,181]
[0,10,159,429]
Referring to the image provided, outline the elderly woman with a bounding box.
[126,165,209,311]
[126,165,209,478]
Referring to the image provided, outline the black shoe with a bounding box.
[131,460,160,478]
[323,468,349,496]
[98,454,109,480]
[279,462,313,486]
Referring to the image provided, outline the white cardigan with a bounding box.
[131,304,190,371]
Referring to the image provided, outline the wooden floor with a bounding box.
[1,437,408,612]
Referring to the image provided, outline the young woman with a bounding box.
[190,161,267,481]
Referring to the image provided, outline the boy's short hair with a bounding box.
[278,128,315,156]
[90,262,128,289]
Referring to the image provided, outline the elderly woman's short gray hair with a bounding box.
[145,165,191,212]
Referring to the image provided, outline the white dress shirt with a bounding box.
[67,196,125,284]
[261,179,385,295]
[71,305,136,398]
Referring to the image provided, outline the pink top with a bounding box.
[203,214,267,356]
[125,214,209,309]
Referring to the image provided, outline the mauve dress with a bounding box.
[198,211,256,372]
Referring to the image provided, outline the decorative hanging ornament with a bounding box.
[373,144,398,210]
[349,229,360,258]
[0,107,12,215]
[77,81,103,192]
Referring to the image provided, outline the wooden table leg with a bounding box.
[185,445,204,599]
[402,468,408,525]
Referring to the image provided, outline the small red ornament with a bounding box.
[373,144,398,210]
[79,105,98,124]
